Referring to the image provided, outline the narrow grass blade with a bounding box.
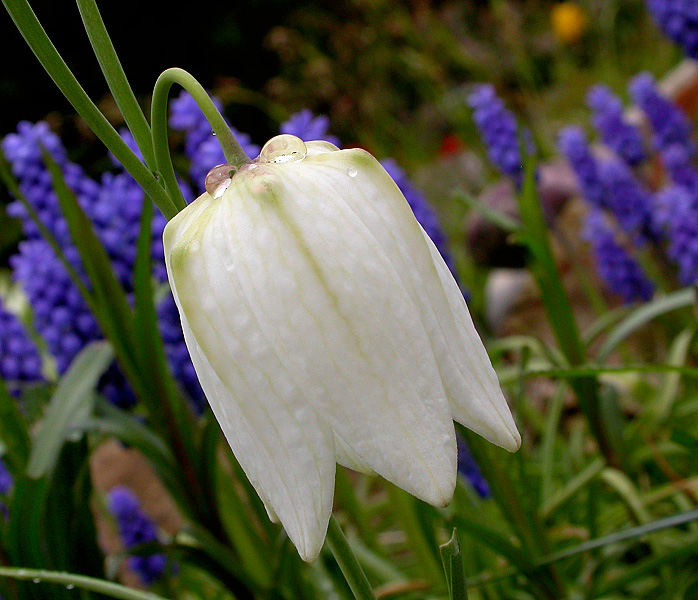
[75,0,155,169]
[592,538,698,597]
[0,566,171,600]
[451,190,521,233]
[41,150,144,400]
[450,513,558,600]
[650,326,696,422]
[0,0,176,217]
[539,509,698,565]
[26,341,112,479]
[596,288,695,363]
[0,376,31,473]
[540,458,605,519]
[516,153,624,468]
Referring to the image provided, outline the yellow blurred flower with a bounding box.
[551,2,588,44]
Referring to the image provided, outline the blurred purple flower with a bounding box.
[10,241,99,376]
[646,0,698,60]
[2,121,100,247]
[598,158,658,241]
[456,437,490,498]
[558,126,606,209]
[662,143,698,193]
[630,73,696,158]
[0,459,13,496]
[169,90,259,192]
[655,184,698,284]
[468,84,524,184]
[2,122,200,407]
[0,458,12,520]
[587,85,646,165]
[0,302,43,386]
[584,210,654,303]
[280,109,341,147]
[108,487,167,585]
[158,293,204,407]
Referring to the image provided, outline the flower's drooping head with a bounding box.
[164,135,520,561]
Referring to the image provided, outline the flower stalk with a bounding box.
[326,516,377,600]
[75,0,156,170]
[1,0,177,219]
[151,68,252,214]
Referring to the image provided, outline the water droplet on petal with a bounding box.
[347,167,358,177]
[66,584,75,590]
[259,134,307,164]
[205,164,237,198]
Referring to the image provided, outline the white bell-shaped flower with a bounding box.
[164,135,520,562]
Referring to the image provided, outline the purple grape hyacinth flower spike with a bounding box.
[630,73,696,158]
[468,84,524,184]
[108,487,167,585]
[584,210,654,303]
[646,0,698,60]
[587,85,646,166]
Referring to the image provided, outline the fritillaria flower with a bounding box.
[164,135,520,561]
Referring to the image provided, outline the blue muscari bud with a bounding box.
[10,240,101,376]
[558,126,606,208]
[597,158,658,242]
[3,122,200,408]
[584,210,654,303]
[655,184,698,284]
[456,436,490,498]
[0,458,13,496]
[662,143,698,193]
[2,121,101,247]
[0,458,12,520]
[0,302,43,386]
[587,85,646,166]
[280,109,341,147]
[646,0,698,60]
[467,84,524,184]
[169,91,259,193]
[630,73,696,158]
[108,487,167,585]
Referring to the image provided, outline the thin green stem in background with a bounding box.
[151,67,252,212]
[1,0,177,218]
[0,566,169,600]
[326,515,377,600]
[517,153,625,469]
[75,0,156,169]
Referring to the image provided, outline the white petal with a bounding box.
[421,231,521,451]
[166,200,336,562]
[209,166,457,507]
[307,151,520,452]
[333,432,374,474]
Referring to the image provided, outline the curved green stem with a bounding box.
[151,68,252,213]
[0,566,168,600]
[2,0,177,219]
[75,0,156,169]
[326,515,377,600]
